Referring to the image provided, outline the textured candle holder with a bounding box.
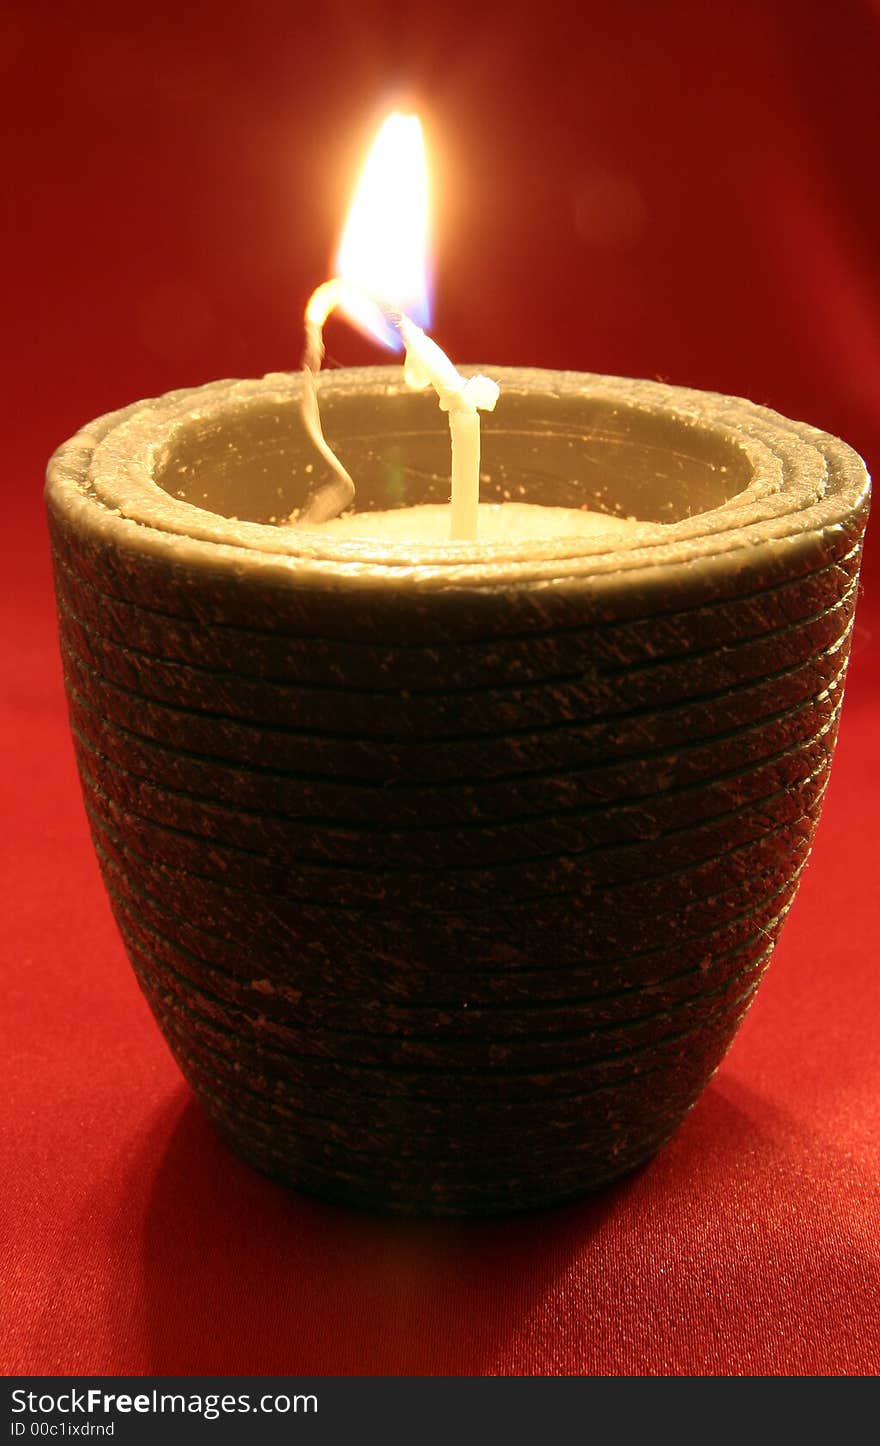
[46,367,870,1215]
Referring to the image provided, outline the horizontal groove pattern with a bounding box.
[57,605,854,768]
[74,746,832,906]
[140,958,761,1103]
[67,688,842,870]
[54,561,859,730]
[88,796,811,986]
[112,883,778,1064]
[93,829,802,1015]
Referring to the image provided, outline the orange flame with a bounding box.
[334,112,432,348]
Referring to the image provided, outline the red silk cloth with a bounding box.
[2,0,878,1375]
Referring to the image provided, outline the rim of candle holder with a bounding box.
[47,366,869,593]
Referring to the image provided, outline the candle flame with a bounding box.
[335,112,432,350]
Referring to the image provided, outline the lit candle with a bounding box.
[299,112,642,546]
[44,94,870,1221]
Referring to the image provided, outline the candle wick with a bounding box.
[296,284,357,525]
[298,279,499,539]
[394,315,499,542]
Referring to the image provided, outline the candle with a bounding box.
[46,361,869,1214]
[43,110,870,1217]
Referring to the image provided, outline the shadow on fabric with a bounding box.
[132,1086,634,1375]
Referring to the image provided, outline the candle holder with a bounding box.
[46,367,870,1215]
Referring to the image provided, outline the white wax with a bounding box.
[315,502,642,544]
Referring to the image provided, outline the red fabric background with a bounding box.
[2,0,878,1376]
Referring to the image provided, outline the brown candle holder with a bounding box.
[46,366,870,1215]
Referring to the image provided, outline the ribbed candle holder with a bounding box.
[46,367,870,1214]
